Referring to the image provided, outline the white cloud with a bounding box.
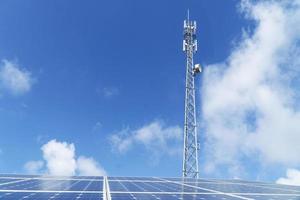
[277,169,300,186]
[25,139,106,176]
[202,0,300,177]
[0,59,33,95]
[110,128,133,153]
[24,160,44,174]
[42,140,77,176]
[77,156,107,176]
[109,120,182,159]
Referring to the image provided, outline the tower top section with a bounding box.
[184,20,197,34]
[183,11,197,53]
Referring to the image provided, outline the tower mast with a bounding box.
[182,12,201,178]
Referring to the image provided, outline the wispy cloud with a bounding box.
[109,120,182,161]
[92,121,102,133]
[24,139,107,176]
[0,59,34,95]
[202,0,300,178]
[102,87,120,98]
[24,160,44,174]
[77,156,106,176]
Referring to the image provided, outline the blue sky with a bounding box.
[1,0,300,185]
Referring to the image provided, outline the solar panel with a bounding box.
[0,174,300,199]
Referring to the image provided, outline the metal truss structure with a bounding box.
[182,12,201,178]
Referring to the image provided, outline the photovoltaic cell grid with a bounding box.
[0,175,300,199]
[0,174,103,199]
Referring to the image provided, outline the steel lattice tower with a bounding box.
[182,12,201,178]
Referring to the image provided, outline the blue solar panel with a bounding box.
[0,175,103,200]
[110,193,243,200]
[0,192,102,199]
[0,175,300,199]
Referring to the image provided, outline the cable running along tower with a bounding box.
[182,11,201,178]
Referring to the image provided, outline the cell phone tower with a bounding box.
[182,11,201,178]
